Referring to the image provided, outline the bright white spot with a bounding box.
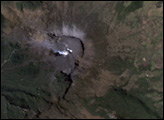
[53,49,69,57]
[58,50,69,57]
[66,48,73,53]
[146,74,149,77]
[143,57,146,62]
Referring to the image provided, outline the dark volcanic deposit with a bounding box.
[1,1,163,119]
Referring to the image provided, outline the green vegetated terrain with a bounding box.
[1,1,163,119]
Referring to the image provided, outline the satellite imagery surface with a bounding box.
[1,1,163,119]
